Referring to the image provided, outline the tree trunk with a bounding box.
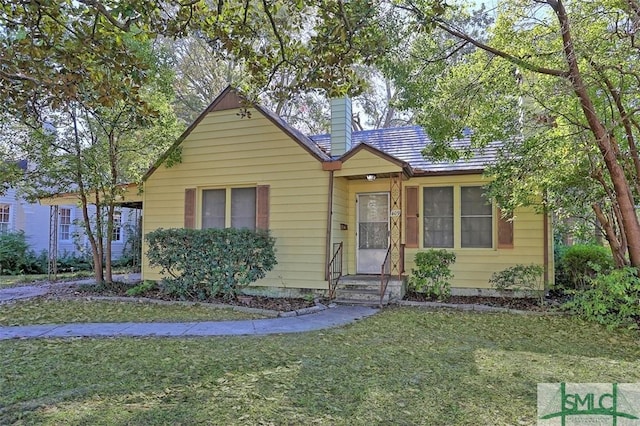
[551,0,640,266]
[71,108,104,284]
[592,203,627,267]
[105,204,114,284]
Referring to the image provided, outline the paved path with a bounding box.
[0,278,379,340]
[0,305,378,340]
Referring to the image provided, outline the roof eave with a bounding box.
[411,168,486,177]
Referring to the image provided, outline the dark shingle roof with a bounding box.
[310,126,501,174]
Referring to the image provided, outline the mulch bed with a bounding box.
[44,281,567,313]
[403,290,566,312]
[46,281,316,312]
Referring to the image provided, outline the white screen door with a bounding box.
[357,193,390,274]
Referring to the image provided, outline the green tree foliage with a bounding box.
[383,0,640,267]
[0,231,30,275]
[145,228,277,301]
[564,267,640,329]
[11,39,181,285]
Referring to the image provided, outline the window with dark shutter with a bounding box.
[184,188,196,229]
[405,186,419,248]
[497,208,514,249]
[256,185,270,230]
[460,186,492,248]
[423,186,454,248]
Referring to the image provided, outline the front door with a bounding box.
[357,192,390,274]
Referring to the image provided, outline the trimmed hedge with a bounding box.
[560,244,613,290]
[145,228,277,301]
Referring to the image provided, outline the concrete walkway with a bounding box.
[0,305,378,340]
[0,278,379,340]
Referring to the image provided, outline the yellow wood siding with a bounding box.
[341,174,549,289]
[332,177,350,274]
[401,174,548,289]
[335,149,402,177]
[142,108,329,290]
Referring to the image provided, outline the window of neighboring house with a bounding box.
[202,187,256,230]
[112,211,122,242]
[423,186,454,248]
[0,204,10,233]
[59,208,72,241]
[461,186,493,248]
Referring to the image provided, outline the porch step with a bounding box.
[333,275,401,306]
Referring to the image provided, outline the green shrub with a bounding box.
[145,228,277,301]
[408,249,456,301]
[23,250,48,274]
[57,250,92,272]
[561,244,613,290]
[0,231,30,275]
[563,267,640,329]
[126,280,158,297]
[489,264,544,303]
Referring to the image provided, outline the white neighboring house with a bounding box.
[0,187,140,260]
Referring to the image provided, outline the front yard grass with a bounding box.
[0,299,268,326]
[1,307,639,425]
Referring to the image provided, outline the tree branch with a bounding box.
[433,19,570,78]
[77,0,130,31]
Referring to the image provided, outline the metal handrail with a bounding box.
[380,245,391,307]
[327,242,343,299]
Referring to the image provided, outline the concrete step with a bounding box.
[333,275,405,307]
[334,287,390,306]
[334,296,389,307]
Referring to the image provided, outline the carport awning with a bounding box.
[38,183,142,208]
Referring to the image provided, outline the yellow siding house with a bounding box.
[141,87,553,301]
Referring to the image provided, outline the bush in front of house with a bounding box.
[559,244,614,290]
[145,227,277,301]
[0,231,48,274]
[563,267,640,329]
[408,249,456,301]
[489,264,544,303]
[0,231,31,275]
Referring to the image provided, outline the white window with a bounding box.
[112,211,122,241]
[423,187,454,248]
[461,186,493,248]
[59,208,72,241]
[202,187,256,230]
[0,204,10,233]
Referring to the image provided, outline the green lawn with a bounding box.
[1,308,638,425]
[0,299,268,326]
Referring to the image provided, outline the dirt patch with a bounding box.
[403,291,566,312]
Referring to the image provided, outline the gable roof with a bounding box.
[143,86,329,181]
[311,126,501,175]
[340,142,413,176]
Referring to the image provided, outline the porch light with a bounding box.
[366,174,377,181]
